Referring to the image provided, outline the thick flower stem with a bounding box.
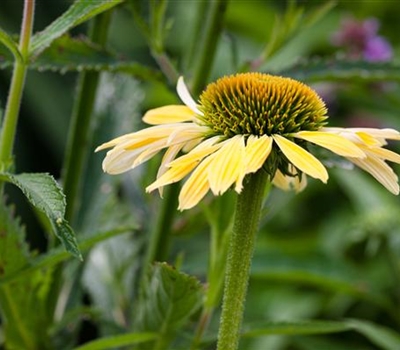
[217,170,269,350]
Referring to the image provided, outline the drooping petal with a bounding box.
[272,168,307,193]
[146,160,198,193]
[323,127,400,145]
[349,127,400,140]
[244,135,273,173]
[147,137,225,194]
[177,77,203,116]
[350,156,399,194]
[95,123,194,152]
[293,131,365,158]
[364,146,400,163]
[143,105,196,125]
[207,135,246,195]
[155,144,185,196]
[102,148,141,174]
[99,124,208,174]
[273,134,328,183]
[178,157,213,210]
[168,136,224,168]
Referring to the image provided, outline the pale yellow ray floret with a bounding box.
[244,135,273,174]
[146,138,223,193]
[272,134,329,183]
[178,156,214,210]
[293,131,366,157]
[142,105,197,125]
[351,155,399,194]
[207,135,246,195]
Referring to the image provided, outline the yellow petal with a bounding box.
[178,157,213,210]
[273,135,328,183]
[95,132,138,151]
[350,156,399,194]
[294,131,365,158]
[143,105,196,125]
[146,161,198,193]
[350,128,400,140]
[355,131,384,147]
[96,124,181,152]
[207,135,246,195]
[244,135,273,173]
[364,147,400,164]
[168,136,223,168]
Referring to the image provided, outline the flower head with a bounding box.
[96,73,400,210]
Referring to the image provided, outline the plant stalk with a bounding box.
[62,11,112,223]
[216,170,269,350]
[0,0,35,176]
[190,0,229,95]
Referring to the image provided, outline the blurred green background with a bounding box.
[1,1,400,349]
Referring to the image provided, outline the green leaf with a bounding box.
[243,319,400,350]
[0,172,81,259]
[136,262,203,343]
[0,34,161,79]
[0,27,22,62]
[32,35,161,79]
[73,332,158,350]
[0,200,29,278]
[0,226,133,286]
[29,0,124,58]
[347,319,400,350]
[243,320,349,337]
[280,59,400,83]
[0,201,53,349]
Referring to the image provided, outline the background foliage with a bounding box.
[0,0,400,349]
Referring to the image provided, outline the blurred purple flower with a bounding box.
[331,16,392,62]
[364,36,393,62]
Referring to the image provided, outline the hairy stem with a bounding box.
[216,170,269,350]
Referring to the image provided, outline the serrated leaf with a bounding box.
[136,262,203,342]
[0,201,53,349]
[0,172,81,259]
[280,59,400,82]
[29,0,124,58]
[0,200,29,278]
[0,34,162,80]
[72,332,158,350]
[0,26,22,62]
[32,35,161,79]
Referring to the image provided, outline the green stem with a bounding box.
[216,170,269,350]
[0,0,35,175]
[190,0,229,95]
[147,183,180,264]
[62,11,112,223]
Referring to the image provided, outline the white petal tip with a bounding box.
[176,76,203,116]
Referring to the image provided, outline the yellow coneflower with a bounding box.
[96,73,400,209]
